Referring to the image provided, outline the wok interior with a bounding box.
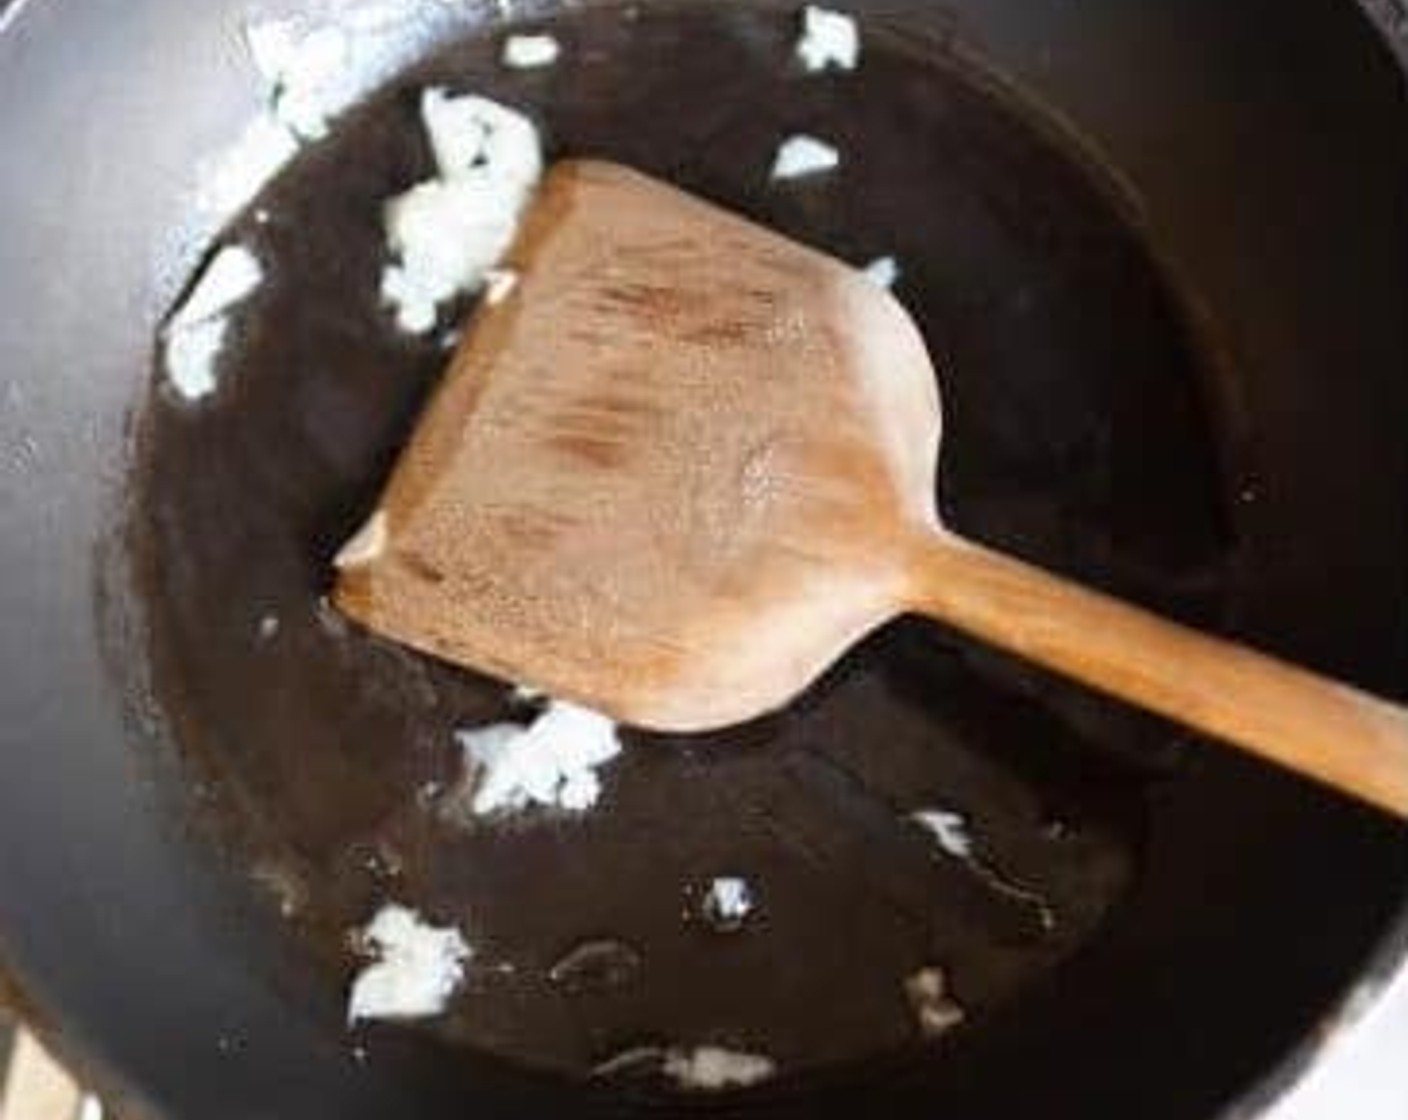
[0,0,1406,1117]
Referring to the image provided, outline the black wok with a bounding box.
[1,0,1406,1117]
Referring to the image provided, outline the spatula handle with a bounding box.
[902,529,1408,818]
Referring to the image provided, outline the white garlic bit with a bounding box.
[195,114,301,220]
[162,245,263,402]
[245,19,351,140]
[662,1046,777,1091]
[770,134,841,181]
[796,6,860,73]
[501,33,561,69]
[702,876,755,929]
[347,904,471,1024]
[456,700,622,815]
[904,965,966,1039]
[483,267,520,305]
[333,510,389,570]
[912,808,974,859]
[861,255,900,289]
[381,90,543,333]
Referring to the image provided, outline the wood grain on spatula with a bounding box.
[335,159,1408,818]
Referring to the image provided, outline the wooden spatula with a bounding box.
[335,159,1408,818]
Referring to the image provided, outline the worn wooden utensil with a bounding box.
[334,159,1408,818]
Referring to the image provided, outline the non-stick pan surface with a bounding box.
[1,1,1407,1118]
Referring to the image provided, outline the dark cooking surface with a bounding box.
[0,0,1406,1117]
[137,3,1232,1081]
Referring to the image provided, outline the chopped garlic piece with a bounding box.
[380,265,438,335]
[168,246,264,330]
[334,510,388,569]
[861,255,900,289]
[904,966,966,1039]
[501,33,561,69]
[419,89,543,184]
[770,134,840,181]
[204,5,491,221]
[483,267,519,305]
[162,245,263,402]
[195,114,301,218]
[702,876,755,930]
[245,19,350,140]
[456,701,622,815]
[381,90,543,333]
[796,6,860,72]
[347,905,471,1024]
[382,177,523,331]
[662,1046,777,1091]
[163,319,228,402]
[912,808,973,858]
